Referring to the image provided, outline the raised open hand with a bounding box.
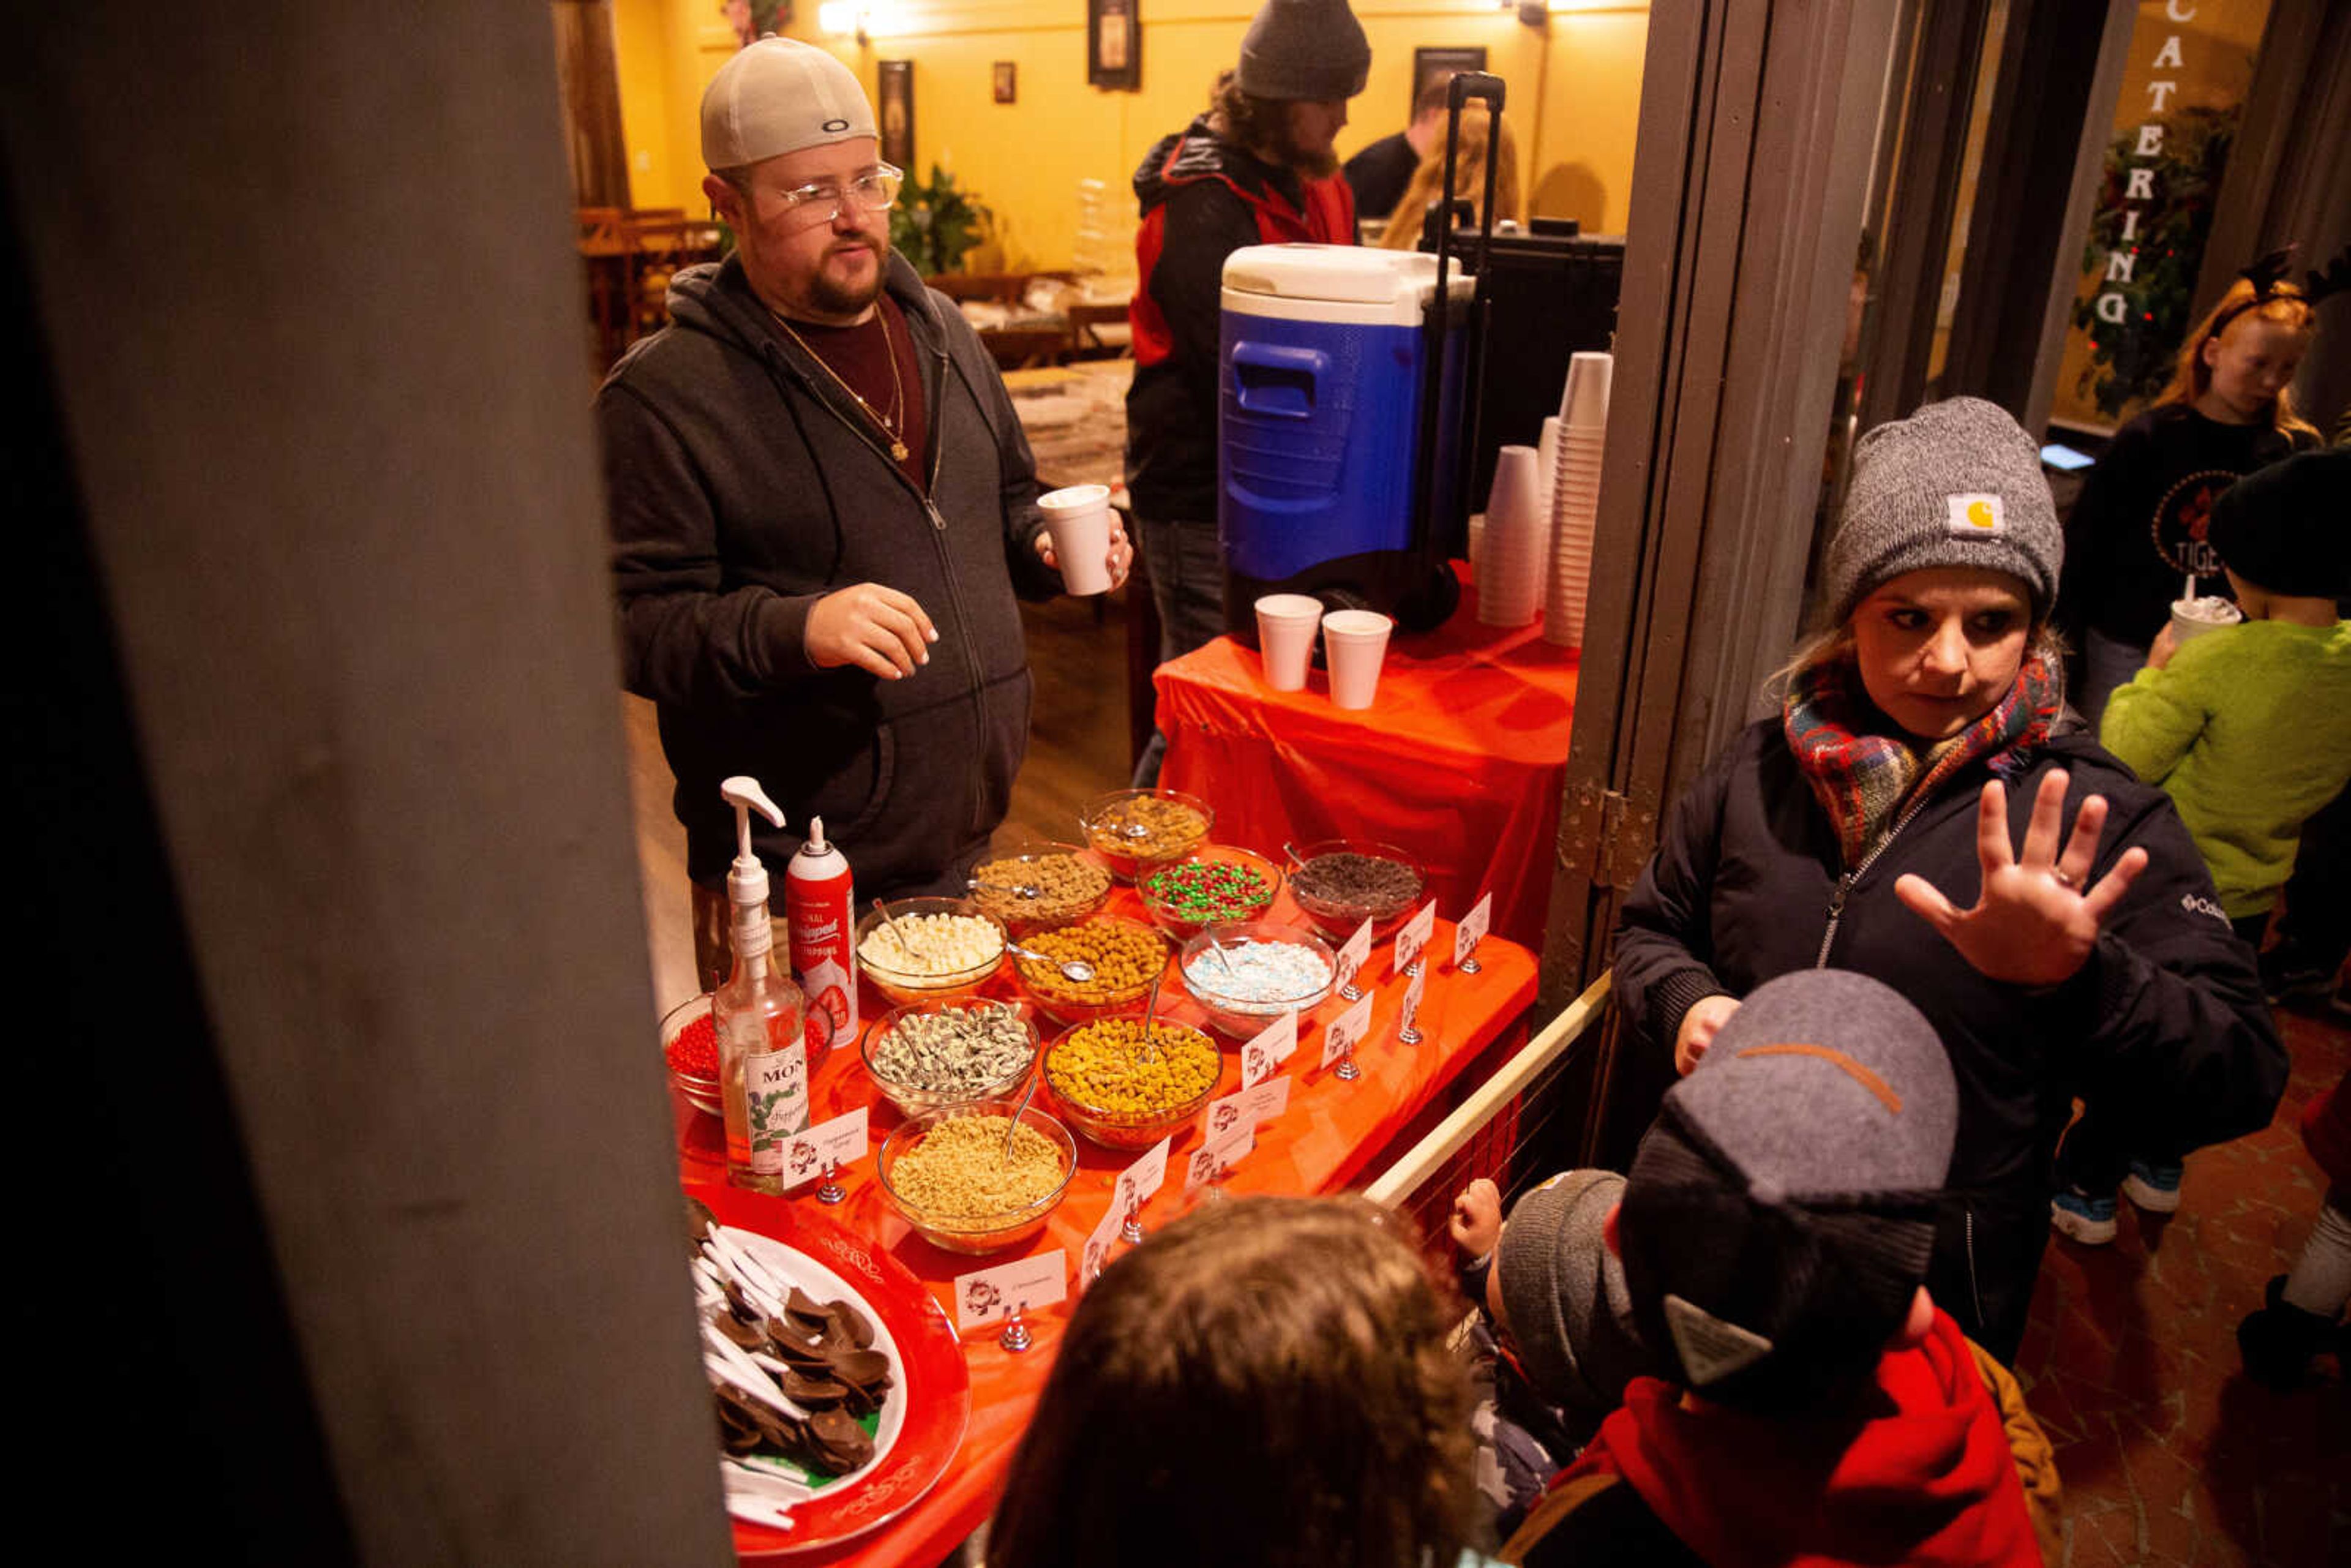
[1894,769,2148,987]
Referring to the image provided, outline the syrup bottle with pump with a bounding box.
[786,816,857,1059]
[714,776,809,1193]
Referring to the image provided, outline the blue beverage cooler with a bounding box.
[1218,244,1475,641]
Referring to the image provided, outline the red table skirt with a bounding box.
[1155,583,1578,948]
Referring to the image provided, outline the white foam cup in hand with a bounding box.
[1255,593,1324,691]
[1038,484,1114,595]
[2169,596,2243,646]
[1321,609,1395,710]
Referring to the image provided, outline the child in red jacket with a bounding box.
[1501,969,2057,1568]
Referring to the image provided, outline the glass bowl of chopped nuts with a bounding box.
[1043,1012,1226,1150]
[877,1099,1077,1255]
[1079,787,1215,882]
[1138,844,1286,940]
[967,842,1114,934]
[854,897,1008,1007]
[1008,913,1171,1028]
[861,997,1040,1119]
[1177,921,1337,1037]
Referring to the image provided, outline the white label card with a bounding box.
[1455,892,1492,967]
[779,1106,869,1191]
[1207,1075,1291,1140]
[1393,900,1438,975]
[1319,992,1374,1069]
[953,1250,1068,1333]
[1242,1010,1299,1083]
[1183,1122,1256,1194]
[1334,917,1374,993]
[1114,1136,1173,1216]
[1081,1200,1124,1288]
[1400,965,1427,1035]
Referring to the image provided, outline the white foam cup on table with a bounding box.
[1255,593,1325,691]
[1321,609,1395,710]
[1037,484,1115,595]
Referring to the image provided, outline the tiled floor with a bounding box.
[2015,1001,2349,1567]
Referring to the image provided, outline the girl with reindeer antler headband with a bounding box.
[2053,243,2345,730]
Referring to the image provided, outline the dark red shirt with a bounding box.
[781,293,929,489]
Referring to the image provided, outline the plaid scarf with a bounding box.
[1783,648,2062,869]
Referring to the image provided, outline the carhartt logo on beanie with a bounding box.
[1237,0,1371,102]
[1819,397,2061,625]
[1618,969,1957,1412]
[702,37,878,171]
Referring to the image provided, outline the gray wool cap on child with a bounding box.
[1618,968,1958,1407]
[1494,1169,1648,1418]
[1818,396,2063,626]
[1237,0,1371,102]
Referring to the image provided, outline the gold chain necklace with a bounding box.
[768,301,909,462]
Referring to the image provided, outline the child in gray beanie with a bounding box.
[1448,1168,1649,1542]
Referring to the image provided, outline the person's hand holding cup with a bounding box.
[1037,484,1118,596]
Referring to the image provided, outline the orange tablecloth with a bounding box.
[1154,585,1578,948]
[675,885,1535,1566]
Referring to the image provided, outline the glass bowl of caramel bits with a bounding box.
[1079,788,1215,881]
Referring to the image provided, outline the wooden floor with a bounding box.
[624,587,1135,1012]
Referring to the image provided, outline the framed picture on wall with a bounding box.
[877,60,914,170]
[994,61,1017,105]
[1410,47,1487,118]
[1089,0,1141,92]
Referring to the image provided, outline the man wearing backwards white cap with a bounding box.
[599,37,1132,983]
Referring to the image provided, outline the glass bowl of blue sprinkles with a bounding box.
[1177,921,1338,1037]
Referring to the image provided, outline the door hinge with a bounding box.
[1558,782,1657,893]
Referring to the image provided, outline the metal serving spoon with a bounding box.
[1003,940,1097,985]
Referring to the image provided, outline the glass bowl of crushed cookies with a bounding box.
[966,842,1114,934]
[1283,839,1425,943]
[1079,788,1215,882]
[876,1099,1077,1255]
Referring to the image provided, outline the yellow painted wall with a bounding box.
[613,0,1650,271]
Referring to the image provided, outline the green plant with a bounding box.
[2068,104,2238,419]
[890,164,992,277]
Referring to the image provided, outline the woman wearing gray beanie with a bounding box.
[1610,397,2285,1359]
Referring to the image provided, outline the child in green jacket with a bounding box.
[2054,448,2351,1245]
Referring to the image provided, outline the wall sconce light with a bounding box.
[817,1,868,43]
[1505,0,1548,24]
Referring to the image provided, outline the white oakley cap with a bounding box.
[700,37,879,171]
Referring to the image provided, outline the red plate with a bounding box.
[688,1182,972,1558]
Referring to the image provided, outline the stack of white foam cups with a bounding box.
[1475,443,1548,626]
[1544,351,1611,648]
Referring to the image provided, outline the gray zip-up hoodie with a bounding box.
[598,249,1059,895]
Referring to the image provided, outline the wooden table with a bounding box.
[673,881,1535,1565]
[1155,584,1579,949]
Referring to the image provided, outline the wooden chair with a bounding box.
[624,217,726,342]
[1068,299,1133,358]
[980,324,1074,372]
